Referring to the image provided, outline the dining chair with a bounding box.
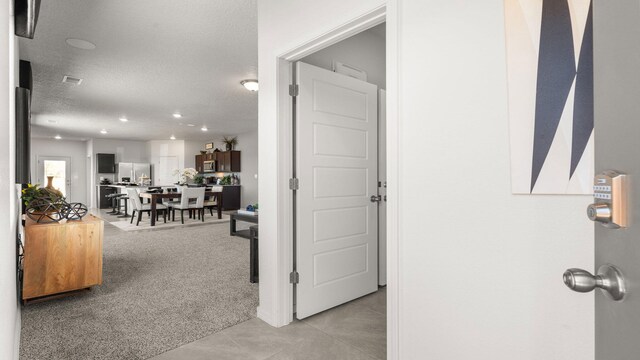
[204,186,223,216]
[126,188,168,226]
[169,187,205,224]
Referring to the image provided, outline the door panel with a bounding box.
[593,1,640,358]
[295,62,378,319]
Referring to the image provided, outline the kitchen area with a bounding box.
[87,135,257,217]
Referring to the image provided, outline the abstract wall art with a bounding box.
[505,0,593,194]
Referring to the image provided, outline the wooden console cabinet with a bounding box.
[22,215,104,303]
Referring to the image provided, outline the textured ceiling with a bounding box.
[20,0,258,141]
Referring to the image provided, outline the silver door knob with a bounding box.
[563,264,626,301]
[587,203,612,224]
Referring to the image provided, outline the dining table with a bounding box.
[139,190,223,226]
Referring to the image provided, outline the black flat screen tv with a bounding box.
[15,87,31,184]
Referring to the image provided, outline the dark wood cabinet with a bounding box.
[215,151,241,172]
[221,186,241,210]
[195,154,204,173]
[97,153,116,173]
[99,186,117,209]
[195,151,240,173]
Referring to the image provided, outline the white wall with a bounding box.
[258,1,595,360]
[147,140,185,185]
[301,24,386,89]
[0,2,20,359]
[30,138,87,204]
[184,140,203,169]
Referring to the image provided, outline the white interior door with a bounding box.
[295,61,379,319]
[378,89,387,286]
[37,156,71,198]
[157,156,178,186]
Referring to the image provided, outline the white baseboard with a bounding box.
[13,308,20,360]
[256,306,278,327]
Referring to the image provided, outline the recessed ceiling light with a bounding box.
[201,126,208,132]
[241,79,259,92]
[119,116,128,122]
[187,124,195,127]
[172,113,182,119]
[170,135,176,140]
[47,119,57,124]
[100,129,108,134]
[54,135,61,140]
[65,38,96,50]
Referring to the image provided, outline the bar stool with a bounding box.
[106,193,125,214]
[117,196,130,218]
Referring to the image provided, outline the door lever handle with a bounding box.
[563,264,626,301]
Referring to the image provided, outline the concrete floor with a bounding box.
[150,288,387,360]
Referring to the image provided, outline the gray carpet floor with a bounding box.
[19,222,259,360]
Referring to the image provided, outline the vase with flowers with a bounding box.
[21,183,67,223]
[173,168,199,185]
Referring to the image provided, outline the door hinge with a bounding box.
[290,271,299,284]
[289,178,299,190]
[289,84,299,97]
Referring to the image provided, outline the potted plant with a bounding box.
[193,174,205,186]
[219,175,232,185]
[21,183,67,223]
[222,136,238,151]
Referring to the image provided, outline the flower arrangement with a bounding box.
[21,183,65,206]
[173,168,198,184]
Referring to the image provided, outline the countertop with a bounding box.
[99,184,240,189]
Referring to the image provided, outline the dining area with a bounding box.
[105,185,225,228]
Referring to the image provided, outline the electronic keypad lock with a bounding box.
[587,170,628,228]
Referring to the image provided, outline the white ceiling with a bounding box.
[19,0,258,142]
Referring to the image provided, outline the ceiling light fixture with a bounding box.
[65,38,97,50]
[170,135,176,140]
[100,129,108,134]
[119,116,128,122]
[172,113,182,119]
[201,126,208,132]
[54,135,61,140]
[187,124,195,127]
[241,79,259,92]
[62,75,83,85]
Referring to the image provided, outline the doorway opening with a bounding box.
[37,156,71,197]
[290,21,387,341]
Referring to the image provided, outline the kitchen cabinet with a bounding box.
[195,154,204,173]
[195,151,240,173]
[221,185,241,210]
[195,153,217,174]
[215,151,241,172]
[98,185,117,209]
[97,153,116,173]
